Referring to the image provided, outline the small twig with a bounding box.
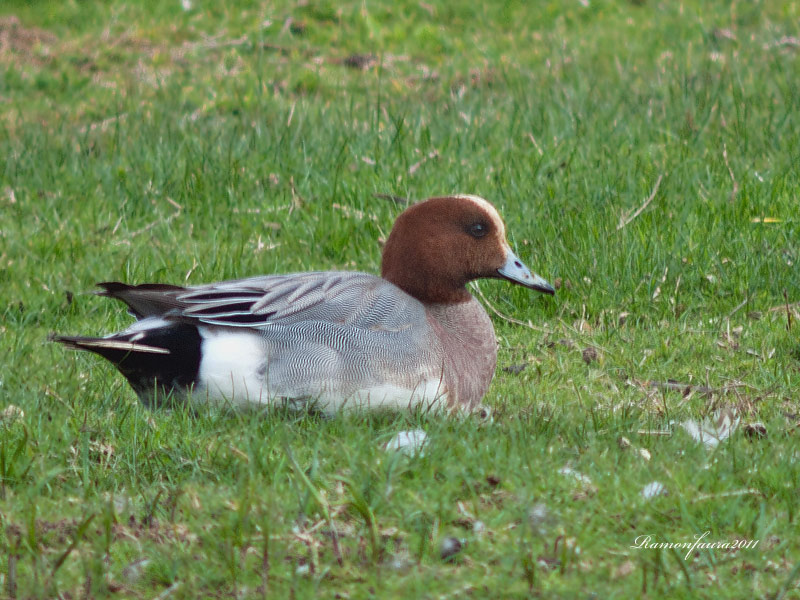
[108,198,129,236]
[727,297,748,320]
[373,193,410,205]
[526,132,544,156]
[652,265,668,300]
[112,208,181,244]
[165,197,183,211]
[153,581,181,600]
[723,143,739,202]
[672,274,682,305]
[559,318,612,355]
[78,113,128,134]
[288,176,304,213]
[692,488,762,503]
[768,300,800,312]
[184,258,198,281]
[648,381,713,395]
[111,214,124,236]
[617,174,663,230]
[647,380,746,395]
[784,289,793,331]
[471,282,548,332]
[173,34,248,56]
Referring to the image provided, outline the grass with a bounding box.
[1,0,799,597]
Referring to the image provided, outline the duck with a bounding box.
[54,194,554,414]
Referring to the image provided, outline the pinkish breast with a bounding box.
[425,297,498,410]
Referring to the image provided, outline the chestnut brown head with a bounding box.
[381,195,554,304]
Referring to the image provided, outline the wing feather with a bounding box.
[172,272,413,329]
[101,272,420,330]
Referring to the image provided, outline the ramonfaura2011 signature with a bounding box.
[631,531,759,561]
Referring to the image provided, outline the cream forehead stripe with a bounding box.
[452,194,506,237]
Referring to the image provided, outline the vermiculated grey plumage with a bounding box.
[87,272,497,411]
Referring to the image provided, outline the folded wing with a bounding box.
[99,271,423,332]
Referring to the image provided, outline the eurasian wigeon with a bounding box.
[54,195,554,413]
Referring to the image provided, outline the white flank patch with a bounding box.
[197,329,267,406]
[384,430,428,456]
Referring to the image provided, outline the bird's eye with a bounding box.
[468,222,489,238]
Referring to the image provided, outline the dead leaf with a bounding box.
[0,404,24,421]
[343,53,376,70]
[573,319,592,333]
[439,536,464,561]
[743,422,767,439]
[582,347,598,364]
[547,338,575,350]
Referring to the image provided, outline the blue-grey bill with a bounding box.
[497,248,555,295]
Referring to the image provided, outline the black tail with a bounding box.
[51,323,202,404]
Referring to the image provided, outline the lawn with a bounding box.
[1,0,799,597]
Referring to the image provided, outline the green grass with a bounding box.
[1,0,799,597]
